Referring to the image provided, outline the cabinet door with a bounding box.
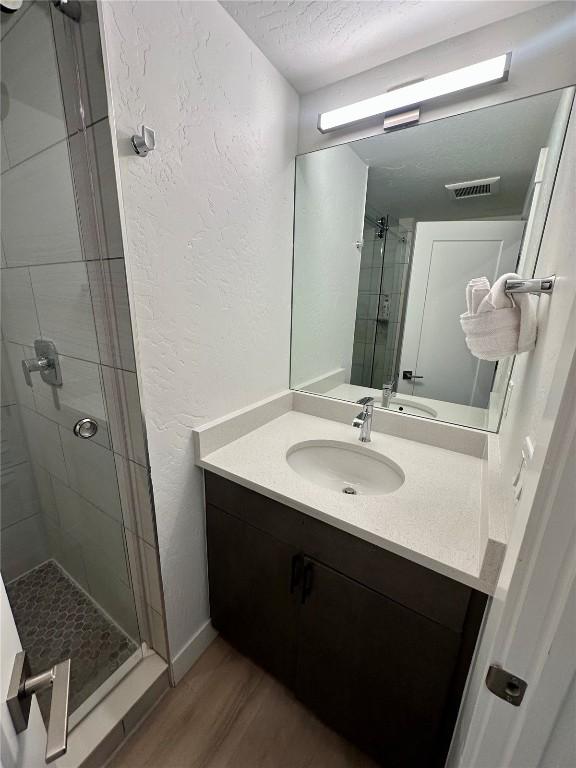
[296,558,461,768]
[206,504,301,688]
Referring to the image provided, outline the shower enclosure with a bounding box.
[350,213,411,390]
[1,0,166,734]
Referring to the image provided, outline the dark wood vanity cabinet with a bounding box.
[206,503,300,689]
[205,472,487,768]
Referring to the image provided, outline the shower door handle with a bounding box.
[7,651,71,763]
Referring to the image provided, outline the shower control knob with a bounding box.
[73,418,98,439]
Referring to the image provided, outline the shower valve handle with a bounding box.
[22,356,51,386]
[21,339,62,387]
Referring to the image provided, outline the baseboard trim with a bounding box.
[170,620,218,685]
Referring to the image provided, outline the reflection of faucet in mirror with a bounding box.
[352,397,374,442]
[381,378,397,408]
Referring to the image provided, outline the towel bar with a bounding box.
[505,276,555,295]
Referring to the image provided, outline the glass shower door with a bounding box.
[1,0,142,725]
[371,221,410,388]
[351,216,410,390]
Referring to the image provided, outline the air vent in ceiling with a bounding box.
[445,176,501,200]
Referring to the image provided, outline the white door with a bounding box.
[1,578,47,768]
[450,331,576,768]
[398,221,524,406]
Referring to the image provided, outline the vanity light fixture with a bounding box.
[317,53,511,133]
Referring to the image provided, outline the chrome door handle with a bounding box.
[21,340,63,387]
[402,370,424,381]
[7,651,71,763]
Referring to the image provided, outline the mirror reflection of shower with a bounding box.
[350,211,412,396]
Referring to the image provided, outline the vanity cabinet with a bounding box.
[206,503,300,689]
[205,472,487,768]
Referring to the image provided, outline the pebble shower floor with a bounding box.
[6,560,136,721]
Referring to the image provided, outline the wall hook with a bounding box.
[131,125,156,157]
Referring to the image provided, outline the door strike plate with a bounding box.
[485,664,527,707]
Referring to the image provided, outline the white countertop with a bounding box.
[197,409,493,593]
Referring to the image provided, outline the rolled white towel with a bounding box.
[460,273,537,361]
[471,283,490,314]
[461,307,520,361]
[466,276,490,314]
[477,273,517,312]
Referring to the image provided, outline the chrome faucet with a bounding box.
[381,377,397,408]
[353,397,374,442]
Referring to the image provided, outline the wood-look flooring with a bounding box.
[109,637,378,768]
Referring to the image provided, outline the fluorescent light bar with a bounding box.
[318,53,511,133]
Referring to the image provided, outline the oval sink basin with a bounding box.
[286,440,404,496]
[387,399,437,418]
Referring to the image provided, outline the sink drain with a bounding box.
[342,486,357,495]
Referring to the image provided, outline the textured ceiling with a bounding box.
[347,90,562,221]
[219,0,550,93]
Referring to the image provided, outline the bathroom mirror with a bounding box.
[290,88,573,431]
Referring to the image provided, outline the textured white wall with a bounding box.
[298,2,576,153]
[291,145,367,388]
[100,0,298,664]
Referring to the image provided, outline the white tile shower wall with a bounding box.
[1,462,41,529]
[1,140,82,266]
[100,0,298,666]
[1,268,40,344]
[291,145,368,388]
[19,408,68,483]
[3,342,36,409]
[1,343,16,406]
[27,354,111,449]
[29,262,100,361]
[298,3,576,153]
[1,515,49,583]
[0,1,66,166]
[0,355,45,582]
